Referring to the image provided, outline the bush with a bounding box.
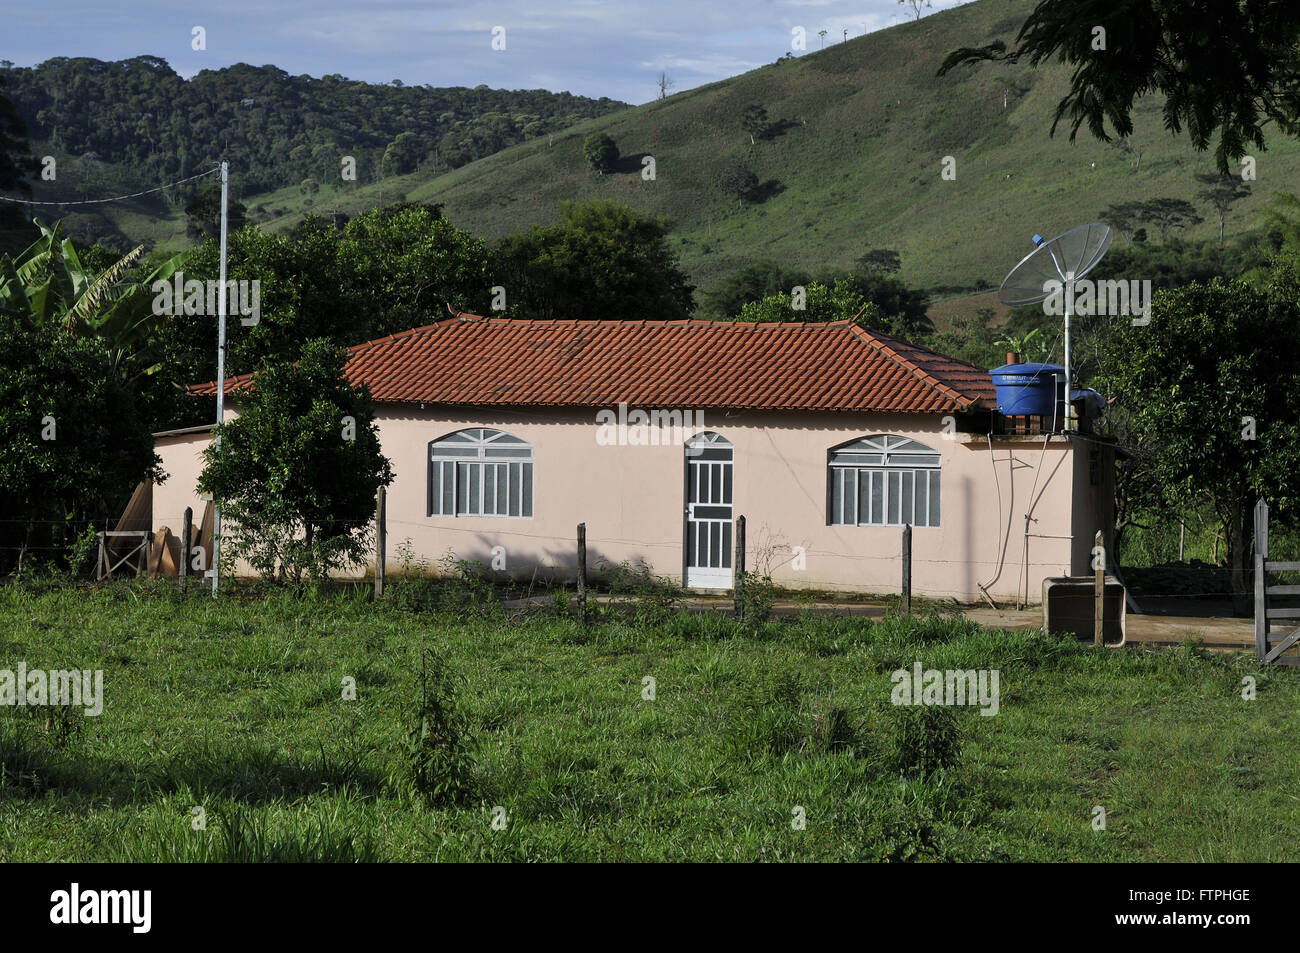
[390,647,473,805]
[884,703,962,779]
[736,570,778,626]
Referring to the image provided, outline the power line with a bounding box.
[0,165,220,206]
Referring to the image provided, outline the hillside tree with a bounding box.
[582,131,619,173]
[1195,172,1251,241]
[740,104,768,145]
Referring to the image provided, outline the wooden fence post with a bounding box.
[180,506,192,593]
[1255,498,1269,662]
[901,524,912,616]
[374,486,386,599]
[733,515,746,620]
[1094,530,1105,646]
[576,522,587,624]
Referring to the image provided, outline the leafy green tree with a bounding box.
[492,200,694,321]
[198,339,394,585]
[940,0,1300,172]
[740,104,768,145]
[1096,264,1300,612]
[381,131,422,175]
[582,131,619,173]
[1195,172,1251,241]
[0,300,158,572]
[735,279,881,326]
[1142,198,1204,240]
[857,248,902,274]
[717,159,758,203]
[1102,201,1148,242]
[698,259,806,320]
[0,76,36,254]
[335,202,491,331]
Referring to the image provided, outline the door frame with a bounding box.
[682,432,734,590]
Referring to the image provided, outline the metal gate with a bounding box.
[684,432,733,589]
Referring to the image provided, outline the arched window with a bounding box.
[828,435,941,527]
[429,428,533,518]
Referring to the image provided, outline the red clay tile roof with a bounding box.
[192,313,996,414]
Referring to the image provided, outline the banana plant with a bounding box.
[0,218,187,381]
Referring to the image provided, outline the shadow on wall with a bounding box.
[400,531,668,589]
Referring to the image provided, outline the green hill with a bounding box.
[397,0,1295,303]
[2,57,625,250]
[8,0,1294,313]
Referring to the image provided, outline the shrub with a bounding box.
[390,647,473,804]
[884,703,962,778]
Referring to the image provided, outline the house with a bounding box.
[152,312,1115,603]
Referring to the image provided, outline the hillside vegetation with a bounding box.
[404,0,1298,298]
[2,57,624,248]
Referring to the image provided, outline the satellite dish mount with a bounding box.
[997,223,1113,431]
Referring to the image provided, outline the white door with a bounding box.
[684,433,734,589]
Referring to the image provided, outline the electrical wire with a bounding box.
[0,166,220,206]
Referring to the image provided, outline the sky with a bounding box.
[2,0,971,104]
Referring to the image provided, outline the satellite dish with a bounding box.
[998,222,1112,307]
[996,222,1113,431]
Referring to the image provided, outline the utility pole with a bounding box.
[212,160,228,596]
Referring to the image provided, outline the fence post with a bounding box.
[1094,530,1105,646]
[576,522,587,624]
[180,506,192,593]
[1255,551,1267,662]
[901,524,912,616]
[1255,498,1269,662]
[374,486,386,599]
[733,515,746,620]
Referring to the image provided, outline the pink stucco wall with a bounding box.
[153,404,1102,603]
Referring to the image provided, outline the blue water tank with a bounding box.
[989,363,1064,416]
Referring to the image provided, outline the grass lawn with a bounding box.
[1,579,1296,862]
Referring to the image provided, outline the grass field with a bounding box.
[2,578,1297,862]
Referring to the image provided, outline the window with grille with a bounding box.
[828,435,941,527]
[428,429,533,518]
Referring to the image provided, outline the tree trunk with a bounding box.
[1226,500,1253,616]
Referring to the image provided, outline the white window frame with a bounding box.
[429,428,534,518]
[829,435,941,527]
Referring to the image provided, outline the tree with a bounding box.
[492,200,694,321]
[197,339,394,585]
[740,104,768,145]
[698,260,806,320]
[0,218,185,384]
[899,0,932,21]
[582,131,619,174]
[1143,198,1204,240]
[1195,172,1251,241]
[656,72,675,100]
[857,248,902,274]
[736,279,881,327]
[718,159,758,204]
[1096,264,1300,613]
[1101,201,1149,242]
[939,0,1300,172]
[0,285,158,572]
[381,131,422,175]
[184,182,247,241]
[0,76,36,254]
